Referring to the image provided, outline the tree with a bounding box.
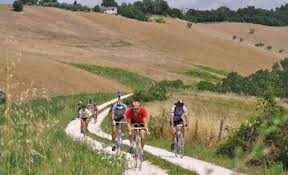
[101,0,117,7]
[93,5,101,12]
[13,0,23,12]
[168,8,183,18]
[73,0,77,5]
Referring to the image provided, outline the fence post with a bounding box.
[217,118,224,143]
[194,120,198,141]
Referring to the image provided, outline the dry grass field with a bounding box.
[0,5,284,100]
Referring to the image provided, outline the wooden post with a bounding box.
[217,118,224,143]
[194,120,198,141]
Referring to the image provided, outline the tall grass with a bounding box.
[72,63,152,90]
[0,93,126,174]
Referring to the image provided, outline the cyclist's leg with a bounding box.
[170,124,176,142]
[112,123,116,143]
[140,129,146,149]
[180,120,185,137]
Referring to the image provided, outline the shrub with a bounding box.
[255,42,264,47]
[240,37,244,42]
[93,5,102,12]
[0,91,6,106]
[233,35,237,40]
[149,109,170,139]
[279,49,284,53]
[266,46,272,50]
[197,81,217,92]
[186,22,192,28]
[13,0,23,12]
[249,28,255,34]
[118,5,148,21]
[155,17,165,23]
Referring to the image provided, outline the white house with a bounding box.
[102,7,118,15]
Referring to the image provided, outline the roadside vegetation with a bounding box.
[0,92,127,174]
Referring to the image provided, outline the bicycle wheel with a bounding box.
[174,136,178,157]
[138,141,143,170]
[116,129,122,155]
[178,132,184,158]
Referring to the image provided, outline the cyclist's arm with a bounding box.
[182,106,189,126]
[143,118,149,133]
[111,104,116,120]
[127,118,132,133]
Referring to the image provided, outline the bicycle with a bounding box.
[114,121,127,155]
[130,123,145,170]
[174,124,185,158]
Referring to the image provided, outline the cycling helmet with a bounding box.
[81,104,87,109]
[175,99,184,107]
[88,96,94,104]
[115,104,125,110]
[132,101,141,108]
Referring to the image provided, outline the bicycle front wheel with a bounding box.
[178,133,184,158]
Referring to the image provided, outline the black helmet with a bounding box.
[175,99,184,107]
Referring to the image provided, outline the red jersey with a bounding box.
[126,107,147,123]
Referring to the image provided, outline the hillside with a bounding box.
[0,5,283,100]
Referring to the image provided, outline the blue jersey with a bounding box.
[112,103,128,117]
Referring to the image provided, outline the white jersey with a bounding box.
[79,108,92,119]
[170,105,188,121]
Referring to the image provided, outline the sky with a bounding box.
[0,0,288,10]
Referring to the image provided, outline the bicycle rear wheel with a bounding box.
[138,141,143,170]
[174,137,178,157]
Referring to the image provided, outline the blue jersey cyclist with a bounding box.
[111,100,128,151]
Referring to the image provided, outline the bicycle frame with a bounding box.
[175,124,184,158]
[131,124,146,170]
[115,121,126,154]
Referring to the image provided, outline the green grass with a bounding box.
[0,93,126,175]
[86,132,198,175]
[194,65,228,76]
[185,69,223,82]
[145,138,288,175]
[72,63,152,90]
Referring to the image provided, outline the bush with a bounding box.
[186,22,192,28]
[0,91,6,106]
[240,37,244,42]
[149,109,170,139]
[197,81,217,92]
[155,17,165,23]
[132,80,185,103]
[255,42,265,47]
[118,5,148,21]
[13,0,23,12]
[249,28,255,34]
[279,49,284,53]
[266,46,272,50]
[93,5,102,12]
[233,35,237,40]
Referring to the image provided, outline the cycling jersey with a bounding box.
[170,105,188,122]
[126,107,147,123]
[79,108,92,119]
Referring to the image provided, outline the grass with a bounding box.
[86,131,198,175]
[194,64,228,76]
[0,93,127,175]
[145,138,288,175]
[72,63,152,90]
[184,69,223,82]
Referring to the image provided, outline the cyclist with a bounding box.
[92,103,98,123]
[79,104,92,133]
[126,101,150,158]
[87,96,94,111]
[111,100,128,151]
[170,99,189,151]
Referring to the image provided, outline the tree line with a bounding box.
[13,0,288,26]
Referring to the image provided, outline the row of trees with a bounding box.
[185,5,288,26]
[200,58,288,98]
[15,0,288,26]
